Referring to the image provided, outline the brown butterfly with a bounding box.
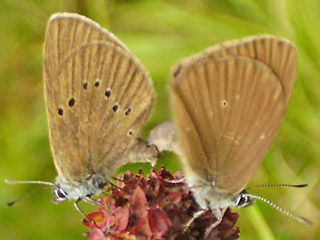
[148,35,311,235]
[7,12,158,207]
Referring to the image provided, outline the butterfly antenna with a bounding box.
[247,183,308,190]
[244,193,312,225]
[5,179,54,207]
[5,179,54,186]
[7,185,50,207]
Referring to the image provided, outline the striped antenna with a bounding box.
[5,179,54,186]
[7,185,51,207]
[244,193,312,225]
[5,179,54,207]
[247,183,308,190]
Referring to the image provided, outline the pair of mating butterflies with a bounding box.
[10,12,310,229]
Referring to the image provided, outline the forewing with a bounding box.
[175,35,297,104]
[171,57,286,197]
[44,13,128,82]
[44,42,154,182]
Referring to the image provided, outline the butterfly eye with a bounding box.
[234,192,254,208]
[54,187,68,201]
[237,195,248,206]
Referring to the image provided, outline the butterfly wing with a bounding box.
[171,56,288,198]
[150,37,296,166]
[44,13,128,79]
[44,15,154,183]
[174,35,297,104]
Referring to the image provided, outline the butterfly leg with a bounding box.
[84,196,97,205]
[74,199,91,221]
[204,207,227,238]
[164,177,186,184]
[184,208,207,232]
[106,178,123,190]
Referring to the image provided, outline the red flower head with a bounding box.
[83,167,239,240]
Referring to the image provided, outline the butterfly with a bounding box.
[7,12,158,208]
[148,35,311,236]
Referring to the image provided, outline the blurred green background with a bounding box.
[0,0,319,239]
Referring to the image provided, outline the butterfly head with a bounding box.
[53,175,105,203]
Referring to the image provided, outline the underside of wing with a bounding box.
[171,56,286,198]
[44,42,154,182]
[174,35,297,104]
[44,13,128,81]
